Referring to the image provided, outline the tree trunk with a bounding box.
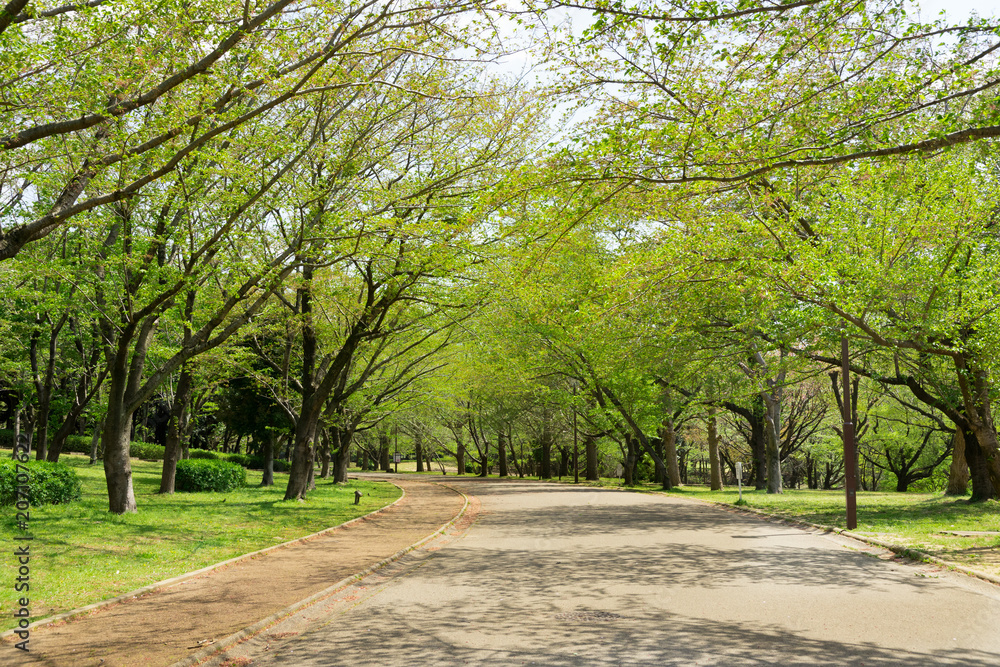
[456,436,465,475]
[159,364,193,494]
[319,429,332,479]
[763,396,783,494]
[540,412,552,479]
[103,403,136,514]
[260,431,275,487]
[333,428,351,483]
[623,437,635,486]
[498,428,509,478]
[585,434,598,481]
[415,429,424,472]
[284,415,317,501]
[945,428,969,496]
[708,407,723,491]
[661,423,681,487]
[88,419,102,464]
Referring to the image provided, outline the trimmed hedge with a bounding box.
[0,459,82,506]
[0,430,163,460]
[175,459,247,493]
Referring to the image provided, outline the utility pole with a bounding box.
[841,334,857,530]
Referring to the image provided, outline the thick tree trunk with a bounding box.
[623,437,635,486]
[378,431,391,472]
[708,407,723,491]
[103,404,137,514]
[415,430,424,472]
[260,431,275,487]
[284,415,317,501]
[456,437,465,475]
[661,422,681,487]
[585,434,598,481]
[945,428,969,496]
[763,397,783,494]
[498,429,509,478]
[159,365,192,494]
[333,428,351,483]
[319,429,332,479]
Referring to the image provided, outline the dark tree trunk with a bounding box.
[333,428,351,483]
[415,430,424,472]
[623,437,636,486]
[456,437,466,475]
[159,364,193,494]
[379,431,391,472]
[260,431,275,487]
[540,413,552,479]
[498,429,509,478]
[585,435,598,481]
[319,429,332,479]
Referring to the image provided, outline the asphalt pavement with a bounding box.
[208,477,1000,666]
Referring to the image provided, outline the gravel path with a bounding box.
[4,477,464,667]
[219,478,1000,667]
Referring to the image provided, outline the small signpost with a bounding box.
[736,462,744,504]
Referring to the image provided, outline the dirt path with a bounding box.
[4,476,464,667]
[217,478,1000,667]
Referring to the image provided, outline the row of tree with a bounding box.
[2,1,999,511]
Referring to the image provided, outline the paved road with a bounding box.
[6,478,464,667]
[225,478,1000,666]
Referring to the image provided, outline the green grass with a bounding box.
[554,478,1000,576]
[0,453,401,631]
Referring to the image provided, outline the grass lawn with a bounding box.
[0,453,401,631]
[551,477,1000,577]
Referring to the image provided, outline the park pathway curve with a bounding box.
[6,476,464,667]
[218,478,1000,667]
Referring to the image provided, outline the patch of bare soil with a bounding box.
[5,477,464,667]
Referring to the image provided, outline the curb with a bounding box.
[693,497,1000,588]
[0,479,408,642]
[173,479,472,667]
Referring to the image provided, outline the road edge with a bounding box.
[173,479,472,667]
[0,479,408,641]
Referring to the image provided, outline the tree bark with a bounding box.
[708,406,723,490]
[319,429,332,479]
[661,422,681,487]
[333,427,351,483]
[456,435,465,475]
[415,429,424,472]
[159,364,193,494]
[498,428,509,478]
[260,431,275,486]
[763,395,783,494]
[540,411,552,479]
[945,428,969,496]
[585,434,599,481]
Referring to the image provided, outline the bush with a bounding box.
[129,440,165,460]
[175,459,246,492]
[0,460,82,506]
[189,449,220,460]
[225,453,290,472]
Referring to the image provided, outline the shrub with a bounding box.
[224,453,290,472]
[129,440,165,460]
[0,460,82,506]
[175,459,247,492]
[189,449,220,460]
